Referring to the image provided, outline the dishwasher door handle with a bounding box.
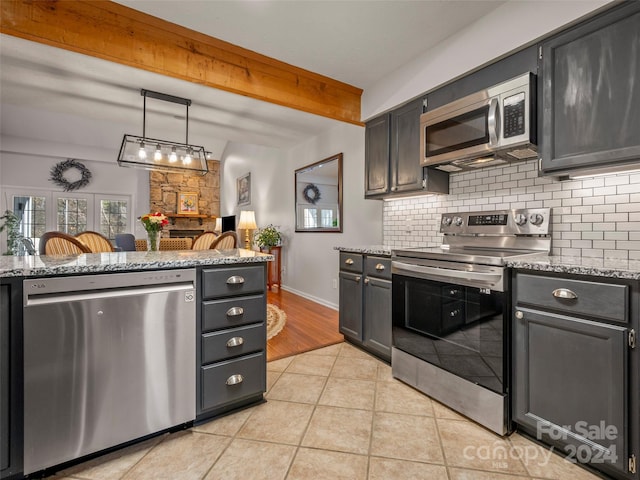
[25,282,195,306]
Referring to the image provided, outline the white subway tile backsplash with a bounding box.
[383,159,640,259]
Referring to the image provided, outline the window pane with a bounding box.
[57,197,88,235]
[303,208,318,228]
[13,195,46,254]
[99,200,128,240]
[320,209,334,228]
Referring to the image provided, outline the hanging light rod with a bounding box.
[117,89,209,175]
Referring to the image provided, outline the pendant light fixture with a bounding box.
[118,89,209,175]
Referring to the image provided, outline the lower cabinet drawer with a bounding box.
[202,294,265,332]
[202,323,265,364]
[202,266,265,298]
[201,352,266,412]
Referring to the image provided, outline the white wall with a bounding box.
[220,122,382,308]
[362,0,612,120]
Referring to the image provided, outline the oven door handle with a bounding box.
[393,261,503,287]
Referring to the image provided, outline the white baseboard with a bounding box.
[279,285,338,311]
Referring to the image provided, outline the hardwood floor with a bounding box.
[266,288,343,361]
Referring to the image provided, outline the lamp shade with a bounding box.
[237,210,257,230]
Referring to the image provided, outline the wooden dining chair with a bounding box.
[210,231,238,250]
[191,231,219,250]
[76,231,115,253]
[39,231,91,255]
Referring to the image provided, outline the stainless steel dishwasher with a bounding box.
[22,269,196,475]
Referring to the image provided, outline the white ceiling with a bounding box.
[0,0,506,158]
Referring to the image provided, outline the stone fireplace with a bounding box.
[149,160,220,236]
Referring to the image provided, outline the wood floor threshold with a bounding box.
[266,288,343,362]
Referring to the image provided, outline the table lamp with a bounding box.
[237,210,257,249]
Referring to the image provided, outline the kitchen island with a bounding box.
[1,249,272,479]
[0,248,272,278]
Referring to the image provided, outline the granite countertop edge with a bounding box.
[334,245,392,257]
[506,255,640,280]
[0,249,273,278]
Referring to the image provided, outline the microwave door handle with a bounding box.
[393,261,502,285]
[487,97,499,146]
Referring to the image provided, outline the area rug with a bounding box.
[266,303,287,340]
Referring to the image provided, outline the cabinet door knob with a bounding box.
[345,258,354,265]
[226,337,244,348]
[226,306,244,317]
[226,275,245,285]
[515,310,524,319]
[552,288,577,300]
[225,374,244,386]
[375,263,385,271]
[355,276,361,283]
[364,278,370,285]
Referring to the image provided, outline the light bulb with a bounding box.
[183,149,192,165]
[138,142,147,159]
[154,144,162,161]
[169,147,178,163]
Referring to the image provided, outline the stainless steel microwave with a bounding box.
[420,72,537,172]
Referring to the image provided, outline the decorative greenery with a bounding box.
[302,183,321,204]
[254,224,282,249]
[0,210,23,256]
[50,159,92,191]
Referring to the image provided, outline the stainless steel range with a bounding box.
[391,208,551,435]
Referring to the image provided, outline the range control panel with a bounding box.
[440,208,550,235]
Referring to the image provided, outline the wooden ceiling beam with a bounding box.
[0,0,363,125]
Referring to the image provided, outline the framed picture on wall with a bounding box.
[178,191,199,214]
[237,172,251,206]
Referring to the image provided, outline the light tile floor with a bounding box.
[51,343,602,480]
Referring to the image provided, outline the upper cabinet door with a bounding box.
[390,98,423,194]
[364,114,390,197]
[539,2,640,176]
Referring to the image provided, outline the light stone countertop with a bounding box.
[506,254,640,280]
[0,249,272,278]
[334,245,392,257]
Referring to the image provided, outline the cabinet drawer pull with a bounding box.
[226,275,245,285]
[225,374,244,386]
[375,263,385,271]
[226,306,244,317]
[226,337,244,348]
[552,288,577,300]
[345,258,354,265]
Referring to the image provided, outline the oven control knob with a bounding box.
[514,213,527,226]
[441,216,452,227]
[453,216,463,227]
[529,213,544,226]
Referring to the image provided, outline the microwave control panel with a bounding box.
[503,92,525,138]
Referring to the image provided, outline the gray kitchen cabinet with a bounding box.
[539,2,640,177]
[365,99,448,199]
[197,264,267,421]
[513,271,639,480]
[390,99,424,194]
[1,278,23,480]
[364,114,390,197]
[339,252,391,362]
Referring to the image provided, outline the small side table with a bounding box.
[265,246,282,290]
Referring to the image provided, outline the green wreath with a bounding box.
[303,183,321,204]
[50,159,92,192]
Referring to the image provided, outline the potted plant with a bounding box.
[254,224,282,252]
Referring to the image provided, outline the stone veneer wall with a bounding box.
[383,158,640,260]
[149,160,220,235]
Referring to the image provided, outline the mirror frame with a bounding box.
[294,153,343,233]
